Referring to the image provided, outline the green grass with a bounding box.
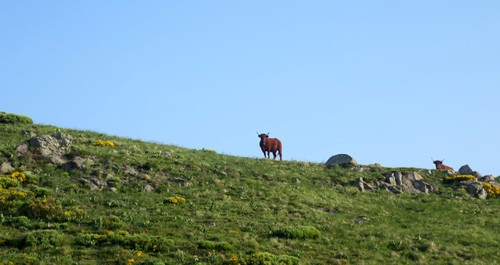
[0,118,499,264]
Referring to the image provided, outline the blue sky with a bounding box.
[2,1,500,175]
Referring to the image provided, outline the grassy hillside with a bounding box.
[0,113,499,264]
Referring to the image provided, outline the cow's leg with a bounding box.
[272,151,277,160]
[262,150,267,158]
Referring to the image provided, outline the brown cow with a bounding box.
[433,159,454,171]
[257,132,282,160]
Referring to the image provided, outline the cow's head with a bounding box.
[433,160,444,166]
[257,132,270,139]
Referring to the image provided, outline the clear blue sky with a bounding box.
[2,1,500,175]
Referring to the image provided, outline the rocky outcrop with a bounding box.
[16,133,74,165]
[355,172,438,195]
[325,154,358,168]
[456,181,488,199]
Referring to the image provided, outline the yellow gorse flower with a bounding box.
[92,140,115,147]
[10,171,26,183]
[165,196,186,205]
[444,175,476,181]
[482,182,500,198]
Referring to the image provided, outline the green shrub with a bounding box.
[77,231,174,252]
[20,197,62,219]
[93,215,124,230]
[21,229,64,249]
[271,226,321,239]
[226,252,300,265]
[0,112,33,124]
[0,176,20,189]
[197,240,234,251]
[8,215,32,231]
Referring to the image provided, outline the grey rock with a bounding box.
[458,181,487,199]
[0,162,14,174]
[62,157,94,171]
[15,142,29,156]
[143,184,155,192]
[81,176,107,191]
[325,154,358,168]
[459,165,474,175]
[394,172,403,186]
[480,175,495,183]
[352,216,371,224]
[354,177,374,192]
[386,174,396,186]
[170,178,193,187]
[123,166,139,176]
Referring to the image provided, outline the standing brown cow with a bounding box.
[257,132,282,160]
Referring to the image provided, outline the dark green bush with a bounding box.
[20,197,62,219]
[197,240,234,251]
[0,176,20,189]
[226,252,300,265]
[8,215,32,231]
[93,215,124,230]
[21,229,64,249]
[77,232,174,252]
[0,112,33,124]
[271,226,320,239]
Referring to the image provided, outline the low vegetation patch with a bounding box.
[271,225,321,239]
[225,252,299,265]
[0,112,33,124]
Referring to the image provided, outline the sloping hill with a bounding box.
[0,113,499,264]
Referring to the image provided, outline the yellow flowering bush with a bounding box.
[93,140,115,147]
[482,182,500,198]
[164,196,186,205]
[225,255,243,265]
[10,171,26,183]
[444,175,476,182]
[60,206,85,221]
[23,197,62,219]
[0,188,29,204]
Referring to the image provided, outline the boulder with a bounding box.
[81,176,107,191]
[62,156,94,171]
[458,165,474,175]
[457,181,487,199]
[325,154,358,168]
[0,162,14,174]
[480,175,495,183]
